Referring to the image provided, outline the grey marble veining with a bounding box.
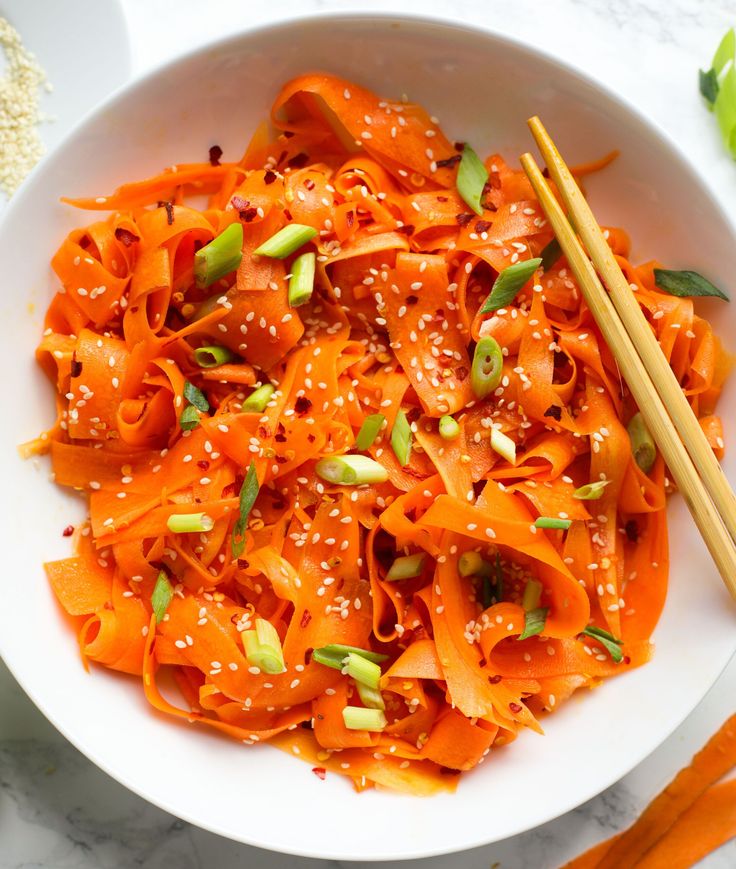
[2,0,736,866]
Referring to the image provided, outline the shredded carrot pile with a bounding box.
[563,713,736,868]
[28,73,730,795]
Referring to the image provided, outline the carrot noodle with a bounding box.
[30,72,729,794]
[563,714,736,868]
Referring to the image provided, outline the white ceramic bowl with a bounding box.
[1,13,735,862]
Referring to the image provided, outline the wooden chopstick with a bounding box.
[519,149,736,602]
[528,116,736,548]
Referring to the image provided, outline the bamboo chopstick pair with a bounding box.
[520,119,736,602]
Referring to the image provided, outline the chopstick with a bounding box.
[528,116,736,547]
[519,141,736,602]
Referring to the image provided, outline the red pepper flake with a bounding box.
[436,154,462,169]
[436,195,448,202]
[509,702,523,714]
[70,356,82,378]
[264,170,277,185]
[396,224,415,236]
[312,767,327,780]
[303,178,315,191]
[208,145,223,166]
[232,195,249,211]
[488,674,502,684]
[114,227,139,247]
[294,395,312,415]
[289,152,310,169]
[306,433,316,443]
[62,525,74,537]
[405,294,419,305]
[544,405,562,422]
[474,219,491,233]
[455,365,468,382]
[197,460,210,471]
[300,609,312,628]
[274,432,287,443]
[456,212,474,227]
[346,211,354,228]
[623,655,631,665]
[158,201,175,225]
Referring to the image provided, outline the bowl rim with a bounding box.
[2,9,736,861]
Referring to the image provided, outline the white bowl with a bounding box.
[1,12,735,862]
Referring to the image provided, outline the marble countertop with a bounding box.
[2,0,736,866]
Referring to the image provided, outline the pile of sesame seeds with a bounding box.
[0,17,52,197]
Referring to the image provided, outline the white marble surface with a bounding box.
[2,0,736,866]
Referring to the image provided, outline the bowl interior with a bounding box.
[1,14,735,861]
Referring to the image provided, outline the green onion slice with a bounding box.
[573,480,611,500]
[700,68,719,106]
[231,460,259,558]
[480,258,542,314]
[242,617,286,674]
[312,644,389,671]
[627,412,656,474]
[470,336,503,399]
[518,607,548,641]
[151,571,173,624]
[491,552,504,605]
[194,222,243,289]
[386,552,425,581]
[242,383,275,413]
[713,27,735,74]
[179,404,201,432]
[183,381,209,412]
[254,224,317,259]
[315,455,388,486]
[715,63,736,157]
[167,512,214,534]
[457,551,492,578]
[439,414,460,440]
[345,652,381,690]
[653,268,728,300]
[540,237,562,271]
[194,345,234,368]
[491,428,516,464]
[356,681,385,710]
[355,413,385,451]
[534,516,572,530]
[390,410,412,467]
[522,579,543,611]
[288,251,316,307]
[456,144,488,215]
[342,706,387,731]
[581,625,624,664]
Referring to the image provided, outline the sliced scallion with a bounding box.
[345,652,381,690]
[518,607,548,641]
[439,414,460,440]
[183,381,209,412]
[540,237,562,271]
[253,223,317,259]
[470,336,503,399]
[312,644,389,671]
[456,144,488,216]
[356,681,385,710]
[522,579,543,612]
[627,412,656,473]
[480,258,542,314]
[458,551,493,578]
[390,410,412,467]
[534,517,572,530]
[491,428,516,464]
[288,251,316,306]
[573,480,611,500]
[194,222,243,289]
[166,512,214,534]
[151,571,173,624]
[581,625,624,664]
[242,383,274,413]
[342,706,387,731]
[242,617,286,674]
[179,404,201,432]
[231,460,259,558]
[386,552,425,581]
[355,413,385,451]
[194,345,234,368]
[315,454,388,485]
[653,268,728,300]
